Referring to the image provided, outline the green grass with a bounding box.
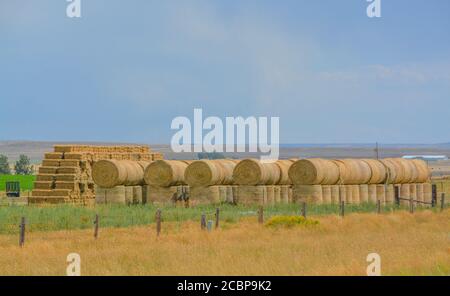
[0,174,36,191]
[0,202,430,234]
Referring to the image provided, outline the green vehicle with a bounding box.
[5,181,20,197]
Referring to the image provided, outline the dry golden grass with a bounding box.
[0,210,448,276]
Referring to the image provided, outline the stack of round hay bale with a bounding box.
[143,160,192,205]
[92,159,151,205]
[288,158,430,205]
[91,156,432,208]
[231,159,297,205]
[184,159,240,205]
[92,159,193,206]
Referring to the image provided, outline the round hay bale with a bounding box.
[289,159,339,185]
[409,183,417,200]
[389,158,416,183]
[92,160,144,188]
[333,159,371,184]
[344,185,353,203]
[137,161,151,171]
[132,186,143,205]
[376,184,386,203]
[379,159,400,184]
[411,159,430,183]
[219,186,228,203]
[339,185,347,203]
[416,183,424,204]
[215,159,239,185]
[121,161,144,186]
[105,186,126,205]
[423,183,432,203]
[185,159,238,186]
[333,160,350,184]
[322,185,332,204]
[233,186,239,204]
[92,160,127,188]
[385,184,394,203]
[362,159,387,184]
[274,186,281,203]
[292,185,323,204]
[403,159,419,183]
[144,160,191,187]
[275,159,297,185]
[359,184,369,203]
[225,186,234,204]
[236,185,266,205]
[400,184,411,206]
[233,159,280,185]
[266,185,275,205]
[351,185,360,204]
[189,186,221,206]
[368,184,377,204]
[280,185,290,204]
[288,186,293,203]
[330,185,340,204]
[124,186,134,205]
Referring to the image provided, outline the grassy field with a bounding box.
[0,174,35,191]
[0,209,448,275]
[0,202,437,234]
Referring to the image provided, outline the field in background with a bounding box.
[2,140,450,162]
[0,210,448,276]
[0,175,35,191]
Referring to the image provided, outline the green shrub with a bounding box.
[265,215,319,228]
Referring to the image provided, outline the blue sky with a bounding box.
[1,0,449,144]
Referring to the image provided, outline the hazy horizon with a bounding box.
[1,139,449,147]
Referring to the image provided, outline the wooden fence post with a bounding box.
[431,184,437,208]
[376,200,381,214]
[394,185,400,207]
[409,197,414,214]
[215,208,220,229]
[339,201,345,217]
[258,206,264,224]
[19,217,25,247]
[201,214,206,230]
[93,214,99,239]
[156,209,161,236]
[301,202,306,219]
[441,193,445,212]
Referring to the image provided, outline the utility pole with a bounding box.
[375,142,379,159]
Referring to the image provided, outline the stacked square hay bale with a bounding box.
[288,158,432,206]
[30,145,162,205]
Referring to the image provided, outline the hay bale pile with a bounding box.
[232,159,296,205]
[289,158,431,206]
[144,160,192,187]
[31,145,162,205]
[39,151,433,208]
[185,159,240,205]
